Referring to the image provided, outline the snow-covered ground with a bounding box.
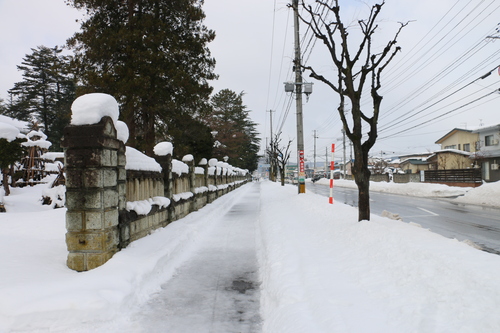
[1,179,500,332]
[316,178,500,208]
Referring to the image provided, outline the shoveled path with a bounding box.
[127,182,262,332]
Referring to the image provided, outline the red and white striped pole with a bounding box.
[329,144,335,204]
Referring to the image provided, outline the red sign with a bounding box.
[299,150,305,173]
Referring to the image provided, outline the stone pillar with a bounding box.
[61,116,121,272]
[154,153,173,225]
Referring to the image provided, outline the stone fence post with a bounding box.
[61,116,122,271]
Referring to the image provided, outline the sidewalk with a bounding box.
[122,182,262,332]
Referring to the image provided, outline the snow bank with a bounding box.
[258,181,500,332]
[70,93,119,126]
[125,146,162,172]
[320,178,500,208]
[321,178,469,198]
[454,181,500,207]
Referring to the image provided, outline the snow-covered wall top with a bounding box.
[115,121,129,144]
[125,146,162,172]
[182,154,194,163]
[70,93,119,126]
[153,142,173,156]
[172,159,189,176]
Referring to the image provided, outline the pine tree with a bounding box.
[66,0,217,156]
[206,89,261,171]
[4,46,75,150]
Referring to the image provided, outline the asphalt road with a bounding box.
[307,182,500,255]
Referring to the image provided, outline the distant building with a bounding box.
[471,124,500,182]
[435,128,478,152]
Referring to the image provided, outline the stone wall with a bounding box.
[62,117,249,271]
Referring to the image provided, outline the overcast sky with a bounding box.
[1,0,499,164]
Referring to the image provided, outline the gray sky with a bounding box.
[1,0,499,164]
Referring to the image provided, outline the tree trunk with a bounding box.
[2,168,10,196]
[352,144,371,221]
[280,166,285,186]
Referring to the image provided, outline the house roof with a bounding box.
[470,149,500,159]
[435,128,472,144]
[431,149,471,157]
[400,159,429,166]
[472,124,500,133]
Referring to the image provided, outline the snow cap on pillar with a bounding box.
[70,93,119,126]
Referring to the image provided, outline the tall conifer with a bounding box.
[4,46,75,150]
[66,0,217,155]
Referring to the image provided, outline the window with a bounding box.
[444,145,456,149]
[485,135,494,146]
[463,143,470,152]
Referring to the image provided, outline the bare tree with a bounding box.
[300,0,407,221]
[275,136,293,186]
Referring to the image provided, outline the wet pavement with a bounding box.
[126,183,262,332]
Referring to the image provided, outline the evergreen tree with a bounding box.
[4,46,75,150]
[206,89,260,171]
[66,0,217,156]
[162,112,214,161]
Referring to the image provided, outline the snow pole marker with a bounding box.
[329,144,335,204]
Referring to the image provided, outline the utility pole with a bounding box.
[267,110,275,181]
[325,146,328,176]
[293,0,305,193]
[342,129,346,179]
[313,130,318,174]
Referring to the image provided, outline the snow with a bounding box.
[181,154,194,163]
[0,115,29,134]
[70,93,119,126]
[21,130,52,149]
[317,178,471,199]
[115,120,129,144]
[126,197,171,215]
[1,180,500,332]
[172,192,194,202]
[454,181,500,207]
[0,122,20,142]
[41,152,64,162]
[171,159,189,175]
[153,141,173,156]
[125,146,162,172]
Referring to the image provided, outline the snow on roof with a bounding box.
[125,146,162,172]
[430,149,472,157]
[471,123,500,133]
[0,122,21,142]
[70,93,119,126]
[153,142,173,156]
